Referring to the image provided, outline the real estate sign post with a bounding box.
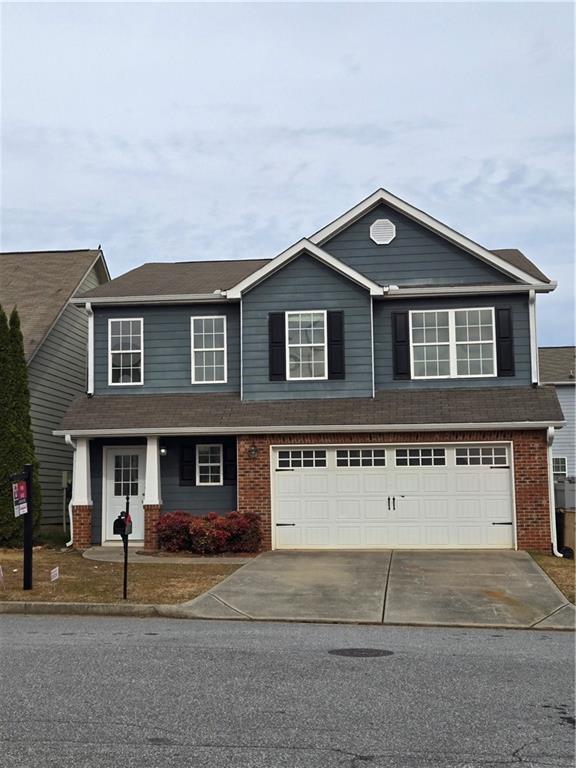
[11,464,33,590]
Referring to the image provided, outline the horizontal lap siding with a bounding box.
[93,304,240,394]
[322,203,516,286]
[28,266,100,528]
[554,386,575,475]
[242,254,372,400]
[373,294,532,389]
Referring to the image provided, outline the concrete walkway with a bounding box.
[82,546,251,565]
[184,550,575,630]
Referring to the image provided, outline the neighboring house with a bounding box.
[0,249,110,531]
[539,346,575,480]
[56,190,564,554]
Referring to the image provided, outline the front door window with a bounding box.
[114,454,139,497]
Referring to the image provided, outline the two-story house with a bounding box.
[56,190,564,553]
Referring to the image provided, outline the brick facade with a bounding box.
[237,430,552,553]
[72,505,92,549]
[144,504,162,551]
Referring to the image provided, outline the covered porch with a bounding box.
[70,435,237,549]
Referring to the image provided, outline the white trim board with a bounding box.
[226,239,385,299]
[56,420,566,438]
[309,188,549,287]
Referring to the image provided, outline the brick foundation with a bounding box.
[144,505,162,551]
[72,505,93,549]
[237,430,552,553]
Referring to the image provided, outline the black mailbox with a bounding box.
[113,515,126,537]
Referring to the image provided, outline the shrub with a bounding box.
[156,510,261,554]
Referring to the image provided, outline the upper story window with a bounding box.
[108,318,143,385]
[553,457,568,482]
[191,316,227,384]
[286,311,327,380]
[410,308,496,379]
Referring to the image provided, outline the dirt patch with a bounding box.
[531,553,575,604]
[0,547,239,604]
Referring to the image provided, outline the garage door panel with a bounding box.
[273,445,514,549]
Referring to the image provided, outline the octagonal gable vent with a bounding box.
[370,218,396,245]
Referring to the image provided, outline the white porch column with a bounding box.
[71,437,92,506]
[143,436,162,506]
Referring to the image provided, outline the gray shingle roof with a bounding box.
[0,249,104,361]
[78,248,549,301]
[80,259,270,299]
[58,386,563,434]
[539,347,576,383]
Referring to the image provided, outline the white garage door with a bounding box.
[272,444,514,549]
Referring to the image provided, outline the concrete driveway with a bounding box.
[184,550,575,629]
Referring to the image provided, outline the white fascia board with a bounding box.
[226,238,385,298]
[382,282,556,299]
[309,188,547,286]
[54,420,565,438]
[70,293,230,306]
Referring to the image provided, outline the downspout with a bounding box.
[86,302,94,396]
[65,434,75,547]
[528,290,539,384]
[547,426,563,557]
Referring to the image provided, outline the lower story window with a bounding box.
[336,448,386,467]
[277,449,327,469]
[396,448,446,467]
[553,457,568,481]
[196,444,223,486]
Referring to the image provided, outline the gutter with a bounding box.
[385,282,556,298]
[64,435,75,548]
[86,303,94,396]
[547,427,563,558]
[53,420,566,438]
[529,290,540,384]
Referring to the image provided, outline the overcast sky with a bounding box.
[1,2,573,344]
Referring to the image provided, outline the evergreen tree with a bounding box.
[9,307,42,535]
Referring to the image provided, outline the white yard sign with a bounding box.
[50,567,59,583]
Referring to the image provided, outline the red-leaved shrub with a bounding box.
[156,511,261,554]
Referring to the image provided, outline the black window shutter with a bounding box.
[327,311,345,380]
[392,312,411,380]
[223,440,237,486]
[179,445,196,486]
[495,308,515,377]
[268,312,286,381]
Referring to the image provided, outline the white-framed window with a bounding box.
[336,448,386,468]
[553,457,568,482]
[191,316,227,384]
[108,318,143,385]
[410,308,496,379]
[277,449,327,469]
[286,311,327,381]
[196,444,223,486]
[395,448,446,467]
[455,446,508,467]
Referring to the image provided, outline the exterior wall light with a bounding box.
[248,443,258,459]
[159,446,168,457]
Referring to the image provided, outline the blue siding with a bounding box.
[89,437,236,543]
[322,203,517,287]
[242,253,373,400]
[374,294,532,389]
[93,304,240,395]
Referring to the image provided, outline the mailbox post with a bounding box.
[113,495,132,600]
[11,464,33,590]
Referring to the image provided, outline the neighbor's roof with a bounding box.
[80,258,270,299]
[0,249,106,361]
[57,386,564,435]
[539,347,576,384]
[78,248,548,301]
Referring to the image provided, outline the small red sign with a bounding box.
[12,480,28,518]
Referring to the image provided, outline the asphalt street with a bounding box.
[0,616,574,768]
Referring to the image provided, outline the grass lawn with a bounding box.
[0,547,240,604]
[531,553,575,604]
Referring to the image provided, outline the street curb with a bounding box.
[0,600,573,629]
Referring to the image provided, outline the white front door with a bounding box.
[103,447,147,543]
[272,444,514,550]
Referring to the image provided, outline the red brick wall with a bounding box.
[72,505,92,549]
[144,504,162,551]
[236,430,552,553]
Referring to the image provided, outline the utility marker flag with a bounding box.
[50,567,59,583]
